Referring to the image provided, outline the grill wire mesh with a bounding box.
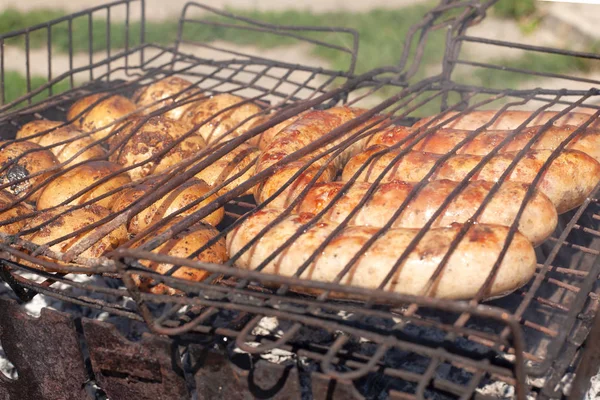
[0,0,599,399]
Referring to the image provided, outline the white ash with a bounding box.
[585,370,600,400]
[0,344,17,380]
[251,316,284,337]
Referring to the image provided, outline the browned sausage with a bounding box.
[414,110,599,130]
[226,209,537,300]
[295,180,557,246]
[368,125,600,163]
[342,146,600,213]
[254,107,367,207]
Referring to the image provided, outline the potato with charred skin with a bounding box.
[17,122,106,166]
[19,204,128,272]
[109,116,206,181]
[0,140,59,202]
[111,177,224,235]
[133,76,204,121]
[132,217,227,295]
[179,93,264,144]
[0,190,33,235]
[67,93,138,141]
[36,161,131,210]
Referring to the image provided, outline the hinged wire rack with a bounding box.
[0,1,599,399]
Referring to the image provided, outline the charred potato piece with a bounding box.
[133,76,204,120]
[180,93,264,144]
[108,116,206,180]
[111,177,224,234]
[0,140,59,202]
[36,160,131,210]
[67,93,138,141]
[19,204,128,271]
[133,217,227,295]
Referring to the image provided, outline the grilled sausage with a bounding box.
[368,125,600,163]
[179,93,264,144]
[67,93,138,141]
[0,140,59,202]
[254,107,367,207]
[414,110,599,130]
[133,217,227,295]
[19,204,128,271]
[111,177,224,235]
[296,180,557,246]
[36,161,131,210]
[251,112,305,150]
[226,209,537,300]
[342,147,600,214]
[133,76,203,121]
[108,116,206,180]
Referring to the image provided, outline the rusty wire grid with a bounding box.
[0,0,599,399]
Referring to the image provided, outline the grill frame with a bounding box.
[0,1,598,399]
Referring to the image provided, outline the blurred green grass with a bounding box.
[2,71,71,107]
[0,5,597,114]
[0,4,444,78]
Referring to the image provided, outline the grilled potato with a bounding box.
[133,76,204,121]
[108,116,206,180]
[0,140,59,202]
[67,93,138,141]
[36,160,131,210]
[111,177,224,235]
[132,217,227,295]
[19,204,128,271]
[15,120,63,140]
[18,122,106,166]
[0,190,32,235]
[179,93,264,144]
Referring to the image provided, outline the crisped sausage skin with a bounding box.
[368,125,600,163]
[413,110,599,130]
[343,147,600,213]
[296,180,557,245]
[226,209,537,300]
